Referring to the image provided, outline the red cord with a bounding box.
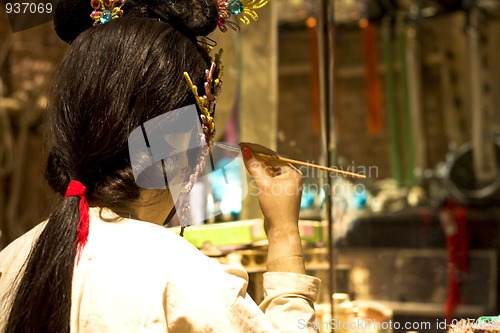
[65,180,90,262]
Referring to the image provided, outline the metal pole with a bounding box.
[318,0,336,325]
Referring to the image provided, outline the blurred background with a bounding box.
[1,0,500,331]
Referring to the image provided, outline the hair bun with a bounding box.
[53,0,219,44]
[130,0,219,37]
[53,0,95,44]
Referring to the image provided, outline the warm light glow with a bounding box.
[359,18,369,28]
[306,17,316,28]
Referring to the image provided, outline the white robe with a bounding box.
[0,207,320,332]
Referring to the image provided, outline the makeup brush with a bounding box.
[216,143,366,179]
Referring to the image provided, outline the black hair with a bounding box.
[4,0,218,330]
[54,0,219,43]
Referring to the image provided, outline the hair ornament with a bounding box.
[216,0,269,32]
[197,36,218,50]
[90,0,125,25]
[175,50,224,230]
[183,49,224,148]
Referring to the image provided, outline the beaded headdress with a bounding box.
[216,0,269,32]
[89,0,269,32]
[183,49,223,148]
[90,0,125,25]
[165,50,224,231]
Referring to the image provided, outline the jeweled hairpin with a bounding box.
[216,0,269,32]
[90,0,125,25]
[183,49,224,148]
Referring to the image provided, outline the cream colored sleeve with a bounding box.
[260,272,321,333]
[164,262,320,333]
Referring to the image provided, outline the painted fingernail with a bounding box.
[242,147,252,160]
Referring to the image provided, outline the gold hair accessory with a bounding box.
[216,0,269,32]
[183,49,224,148]
[90,0,125,25]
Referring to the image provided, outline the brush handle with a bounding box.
[255,153,366,179]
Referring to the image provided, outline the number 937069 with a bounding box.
[5,2,52,14]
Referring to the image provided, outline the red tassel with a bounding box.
[65,180,90,263]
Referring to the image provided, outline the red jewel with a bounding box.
[91,0,99,9]
[218,19,224,26]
